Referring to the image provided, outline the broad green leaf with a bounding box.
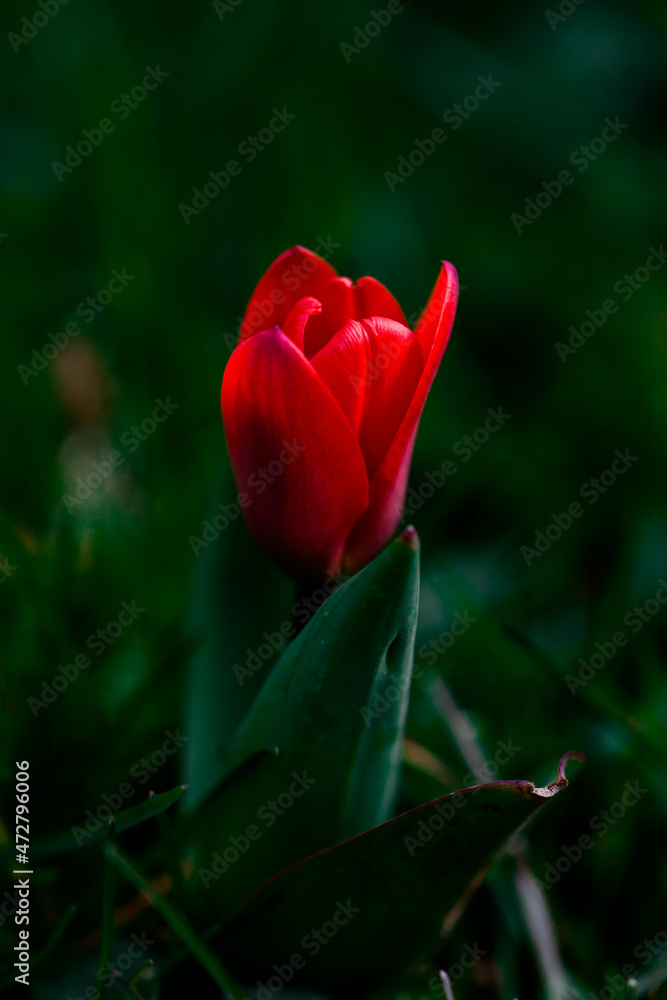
[181,459,293,813]
[192,530,420,920]
[217,754,577,997]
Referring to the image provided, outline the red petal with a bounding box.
[311,317,425,481]
[221,328,369,580]
[282,297,322,352]
[414,261,458,355]
[342,262,459,572]
[341,429,418,576]
[302,278,356,358]
[355,275,407,325]
[303,276,407,358]
[239,247,338,343]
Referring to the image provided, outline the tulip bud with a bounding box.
[221,246,458,581]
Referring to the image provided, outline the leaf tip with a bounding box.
[398,525,420,551]
[535,750,585,798]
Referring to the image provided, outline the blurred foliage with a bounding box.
[1,0,666,997]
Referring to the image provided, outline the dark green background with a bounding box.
[2,0,666,997]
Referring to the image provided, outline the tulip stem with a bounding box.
[292,575,337,634]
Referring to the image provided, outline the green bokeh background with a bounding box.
[2,0,666,996]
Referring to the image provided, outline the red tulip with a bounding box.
[221,246,458,582]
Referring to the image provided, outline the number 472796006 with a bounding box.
[15,762,30,867]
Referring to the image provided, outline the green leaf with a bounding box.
[181,461,293,813]
[29,785,187,858]
[217,754,578,997]
[192,530,420,919]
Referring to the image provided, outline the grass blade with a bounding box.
[104,842,245,1000]
[99,818,117,1000]
[28,785,188,858]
